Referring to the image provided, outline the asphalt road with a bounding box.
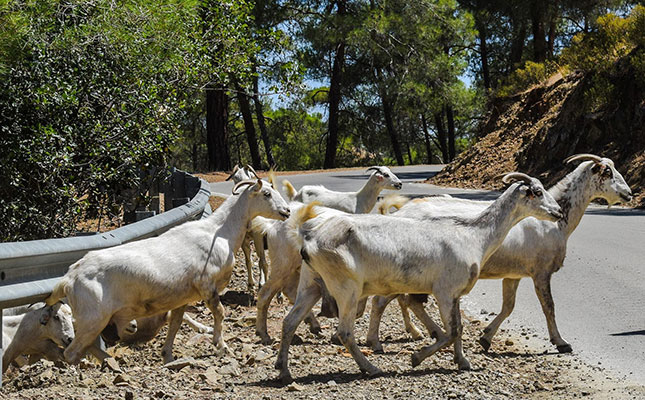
[210,164,645,383]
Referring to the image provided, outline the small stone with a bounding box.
[505,339,514,346]
[220,363,241,377]
[41,360,55,368]
[255,349,271,361]
[124,390,134,400]
[39,368,53,380]
[199,366,220,386]
[104,357,122,373]
[327,380,337,386]
[287,383,305,392]
[164,357,195,371]
[113,374,130,385]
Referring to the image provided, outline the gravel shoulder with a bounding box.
[3,247,644,400]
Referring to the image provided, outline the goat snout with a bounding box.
[279,208,291,219]
[550,210,563,220]
[394,182,402,189]
[64,337,73,347]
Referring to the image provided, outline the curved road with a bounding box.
[211,165,645,383]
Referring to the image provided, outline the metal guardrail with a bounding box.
[0,169,212,382]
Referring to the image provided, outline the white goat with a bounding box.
[368,154,633,354]
[2,303,75,373]
[45,179,290,365]
[101,312,212,346]
[226,164,270,294]
[252,167,403,343]
[283,166,403,213]
[274,173,563,383]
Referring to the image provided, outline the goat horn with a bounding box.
[564,154,602,164]
[232,179,256,195]
[225,164,240,181]
[267,168,277,188]
[366,166,381,174]
[500,172,533,185]
[246,164,260,179]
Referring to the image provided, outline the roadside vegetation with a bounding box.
[1,0,642,240]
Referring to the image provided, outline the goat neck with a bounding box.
[548,163,597,238]
[355,173,383,213]
[464,185,527,265]
[203,191,253,253]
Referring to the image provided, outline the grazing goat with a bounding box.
[368,154,633,354]
[252,167,403,343]
[2,303,74,373]
[45,179,290,365]
[227,164,270,294]
[275,173,563,383]
[283,166,402,213]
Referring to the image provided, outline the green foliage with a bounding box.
[497,61,558,97]
[266,107,326,170]
[0,0,248,240]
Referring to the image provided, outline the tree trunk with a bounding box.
[509,20,527,70]
[530,1,548,63]
[206,86,230,171]
[234,80,262,170]
[380,86,404,166]
[252,73,275,167]
[323,0,347,169]
[446,106,456,161]
[434,112,449,163]
[476,14,490,90]
[421,114,433,164]
[406,141,413,165]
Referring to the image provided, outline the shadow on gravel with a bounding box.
[610,329,645,336]
[251,366,481,388]
[220,290,255,306]
[484,350,560,358]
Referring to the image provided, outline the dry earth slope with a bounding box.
[431,54,645,207]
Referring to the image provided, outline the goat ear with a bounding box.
[591,163,603,174]
[40,306,53,325]
[376,174,384,182]
[523,186,535,199]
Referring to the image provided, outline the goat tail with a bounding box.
[282,179,297,201]
[285,201,320,249]
[377,194,409,215]
[46,277,69,306]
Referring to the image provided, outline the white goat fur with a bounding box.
[275,175,563,382]
[368,156,632,354]
[252,167,403,343]
[45,180,290,365]
[227,164,270,294]
[283,166,402,214]
[2,303,75,373]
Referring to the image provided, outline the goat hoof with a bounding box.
[257,335,273,346]
[309,326,322,335]
[479,337,491,352]
[366,340,384,354]
[330,333,342,346]
[363,367,383,377]
[279,371,293,385]
[557,344,572,353]
[409,331,423,341]
[457,359,472,371]
[411,353,422,368]
[291,334,304,345]
[430,331,439,340]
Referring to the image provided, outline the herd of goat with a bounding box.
[2,154,634,385]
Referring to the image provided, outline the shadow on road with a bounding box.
[333,171,440,181]
[583,208,645,217]
[610,329,645,336]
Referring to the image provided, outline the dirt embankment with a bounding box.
[431,57,645,207]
